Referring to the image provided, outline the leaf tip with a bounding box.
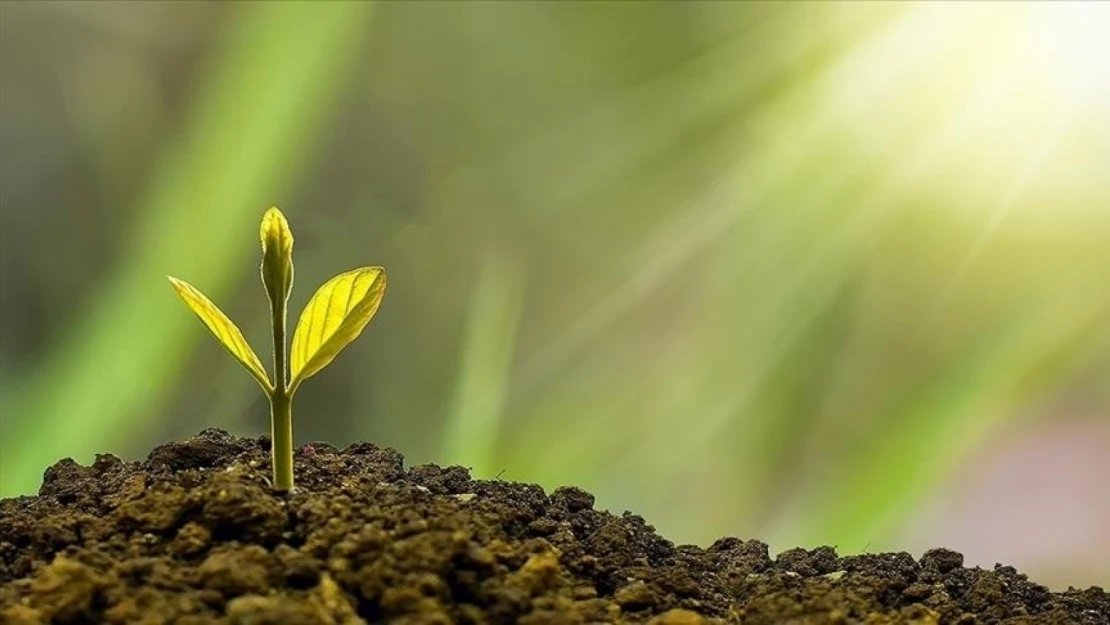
[260,206,294,252]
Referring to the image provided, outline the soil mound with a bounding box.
[1,429,1105,624]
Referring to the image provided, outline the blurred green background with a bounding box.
[1,1,1107,589]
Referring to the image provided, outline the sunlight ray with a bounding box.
[514,9,926,396]
[922,104,1076,331]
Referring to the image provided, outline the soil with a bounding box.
[0,429,1105,625]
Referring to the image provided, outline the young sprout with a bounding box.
[167,207,386,491]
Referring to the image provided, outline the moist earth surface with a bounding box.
[1,429,1106,624]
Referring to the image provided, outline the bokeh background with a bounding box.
[1,0,1107,589]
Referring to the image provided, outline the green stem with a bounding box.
[270,391,294,491]
[269,279,292,490]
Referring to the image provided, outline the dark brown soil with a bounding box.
[1,429,1105,624]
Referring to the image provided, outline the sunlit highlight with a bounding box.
[1022,2,1110,106]
[822,2,1110,221]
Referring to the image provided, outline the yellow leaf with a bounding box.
[289,267,386,391]
[167,276,273,392]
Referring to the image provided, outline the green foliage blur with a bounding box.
[1,1,1107,588]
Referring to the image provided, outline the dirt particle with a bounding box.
[920,548,964,575]
[647,607,709,624]
[616,579,658,610]
[29,555,102,622]
[198,546,272,597]
[170,522,212,558]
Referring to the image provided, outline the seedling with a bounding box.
[168,207,386,491]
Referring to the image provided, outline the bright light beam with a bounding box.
[1021,2,1110,107]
